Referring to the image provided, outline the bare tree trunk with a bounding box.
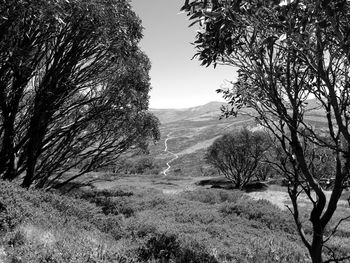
[22,105,51,188]
[310,230,324,263]
[0,71,33,180]
[22,136,38,188]
[0,115,17,180]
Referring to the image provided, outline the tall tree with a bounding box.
[183,0,350,262]
[0,0,51,180]
[0,0,159,188]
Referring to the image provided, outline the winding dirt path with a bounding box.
[162,132,179,176]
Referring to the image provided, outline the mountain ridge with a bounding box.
[150,101,225,111]
[150,101,226,124]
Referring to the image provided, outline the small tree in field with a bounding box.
[206,128,271,189]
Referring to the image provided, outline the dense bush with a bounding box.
[80,191,136,218]
[138,233,218,263]
[138,233,180,262]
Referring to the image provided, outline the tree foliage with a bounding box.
[0,0,159,189]
[206,128,271,189]
[183,0,350,262]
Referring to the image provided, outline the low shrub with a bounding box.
[174,205,221,225]
[81,188,170,217]
[7,230,26,247]
[220,198,296,234]
[181,188,242,204]
[179,246,218,263]
[92,214,125,240]
[81,189,134,199]
[237,236,309,263]
[97,197,135,217]
[0,181,126,262]
[138,233,180,262]
[126,218,159,239]
[121,156,162,175]
[134,193,170,211]
[79,189,136,217]
[0,200,32,231]
[137,233,218,263]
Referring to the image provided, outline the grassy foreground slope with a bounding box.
[0,179,312,263]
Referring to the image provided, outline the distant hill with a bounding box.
[149,101,255,177]
[148,99,328,178]
[150,101,225,124]
[151,99,325,125]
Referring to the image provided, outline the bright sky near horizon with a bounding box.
[130,0,237,109]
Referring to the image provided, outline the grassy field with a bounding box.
[0,177,311,263]
[1,173,349,263]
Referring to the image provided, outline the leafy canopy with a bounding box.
[0,0,159,188]
[183,0,350,262]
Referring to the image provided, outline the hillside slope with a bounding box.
[150,100,327,177]
[150,102,255,177]
[150,101,225,124]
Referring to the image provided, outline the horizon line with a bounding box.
[149,100,227,110]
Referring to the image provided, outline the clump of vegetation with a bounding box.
[181,188,243,204]
[220,199,296,234]
[206,128,272,189]
[79,190,136,218]
[138,232,218,263]
[138,233,180,262]
[118,156,162,175]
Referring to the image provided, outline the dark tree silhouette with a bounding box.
[0,0,159,188]
[183,0,350,262]
[206,128,271,189]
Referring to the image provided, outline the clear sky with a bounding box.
[130,0,237,109]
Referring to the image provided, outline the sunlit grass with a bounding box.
[2,177,349,262]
